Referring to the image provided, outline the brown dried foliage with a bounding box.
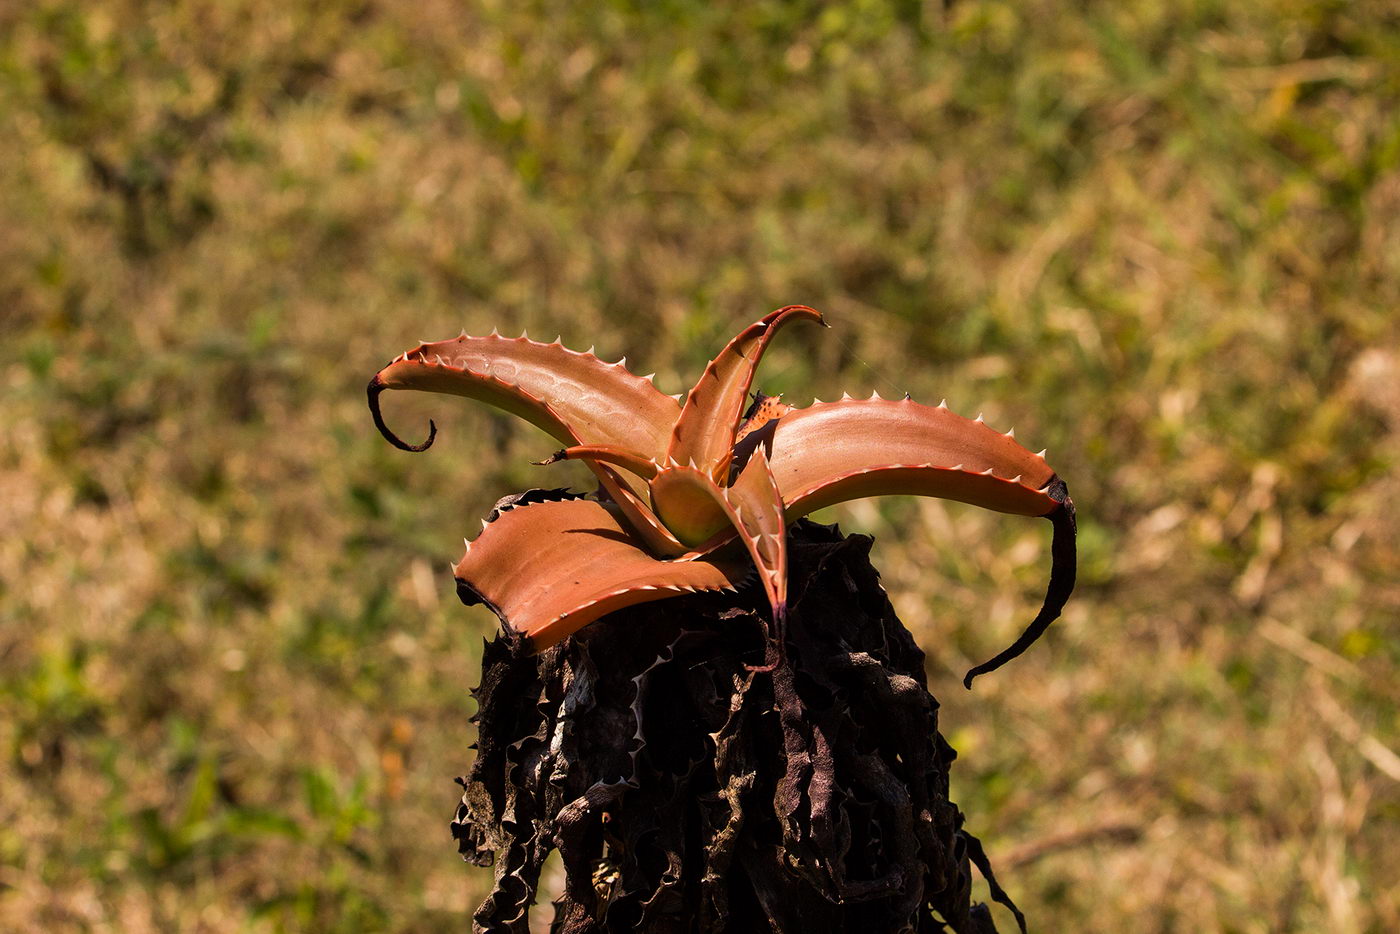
[453,520,1023,934]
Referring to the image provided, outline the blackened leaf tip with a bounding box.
[963,497,1077,689]
[456,577,485,607]
[963,829,1029,934]
[367,376,437,452]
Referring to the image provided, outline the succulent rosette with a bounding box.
[370,307,1075,686]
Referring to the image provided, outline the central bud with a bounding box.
[649,465,731,547]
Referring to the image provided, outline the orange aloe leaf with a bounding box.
[367,332,686,554]
[715,448,787,622]
[536,444,660,480]
[744,397,1076,688]
[453,496,747,652]
[368,332,679,490]
[666,306,825,485]
[712,448,790,670]
[741,398,1059,518]
[533,445,685,557]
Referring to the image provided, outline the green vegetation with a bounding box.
[2,0,1397,930]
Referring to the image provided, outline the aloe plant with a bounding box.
[369,306,1075,685]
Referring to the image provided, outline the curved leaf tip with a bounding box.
[963,483,1077,688]
[667,306,826,483]
[368,375,437,452]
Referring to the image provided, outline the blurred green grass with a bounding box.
[2,0,1398,930]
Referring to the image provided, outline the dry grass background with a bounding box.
[2,1,1398,931]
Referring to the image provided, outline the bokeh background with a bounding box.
[3,1,1398,931]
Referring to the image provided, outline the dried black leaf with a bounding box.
[451,519,1023,933]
